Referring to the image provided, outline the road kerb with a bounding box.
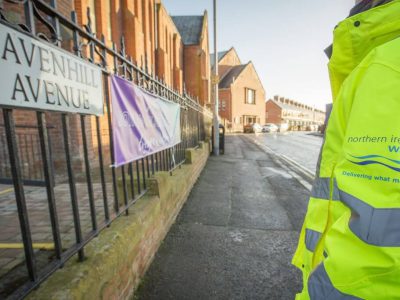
[246,136,315,191]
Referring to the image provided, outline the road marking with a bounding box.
[0,243,55,250]
[248,136,314,191]
[263,167,292,179]
[287,170,313,191]
[279,154,314,180]
[0,188,13,196]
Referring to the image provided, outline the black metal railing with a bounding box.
[0,125,56,186]
[0,0,212,298]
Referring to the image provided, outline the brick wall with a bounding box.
[265,100,283,124]
[155,2,183,92]
[218,48,241,79]
[218,88,231,125]
[182,13,210,106]
[183,45,200,98]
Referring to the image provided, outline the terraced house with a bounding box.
[265,95,325,130]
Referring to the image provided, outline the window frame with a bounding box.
[245,88,256,105]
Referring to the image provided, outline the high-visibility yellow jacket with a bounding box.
[293,1,400,299]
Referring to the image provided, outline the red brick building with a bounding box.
[172,12,211,106]
[212,48,266,132]
[265,96,325,130]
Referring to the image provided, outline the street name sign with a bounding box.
[0,22,104,115]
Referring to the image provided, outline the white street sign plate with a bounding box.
[0,22,104,115]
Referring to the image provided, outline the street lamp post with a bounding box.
[212,0,220,156]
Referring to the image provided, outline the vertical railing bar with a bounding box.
[24,0,36,35]
[121,165,129,214]
[3,109,37,281]
[104,42,120,214]
[62,114,84,261]
[78,16,99,231]
[80,115,97,231]
[34,134,39,179]
[151,154,155,175]
[37,112,63,260]
[24,135,30,180]
[38,134,45,180]
[135,160,141,194]
[141,158,146,189]
[27,134,33,179]
[96,116,110,222]
[97,35,110,222]
[146,156,150,178]
[129,163,135,199]
[50,0,61,47]
[166,148,170,172]
[68,14,85,256]
[164,150,167,171]
[159,150,164,171]
[120,38,130,213]
[169,148,173,172]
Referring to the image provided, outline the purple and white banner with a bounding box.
[111,75,181,167]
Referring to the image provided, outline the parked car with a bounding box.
[262,123,278,133]
[243,123,263,133]
[253,123,263,133]
[306,124,319,131]
[278,123,289,132]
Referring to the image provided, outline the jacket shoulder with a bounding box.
[364,38,400,72]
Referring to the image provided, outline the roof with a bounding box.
[268,99,325,113]
[268,100,295,111]
[210,50,228,68]
[218,64,248,88]
[172,16,204,45]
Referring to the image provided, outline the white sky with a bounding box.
[162,0,355,111]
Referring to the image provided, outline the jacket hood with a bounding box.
[328,0,400,100]
[349,0,393,17]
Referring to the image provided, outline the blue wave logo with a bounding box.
[347,154,400,172]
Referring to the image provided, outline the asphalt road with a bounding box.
[252,132,324,175]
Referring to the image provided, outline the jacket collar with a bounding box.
[328,0,400,100]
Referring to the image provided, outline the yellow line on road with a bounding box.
[0,188,13,196]
[0,243,55,250]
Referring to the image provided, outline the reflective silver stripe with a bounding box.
[308,263,362,300]
[311,177,340,201]
[305,229,321,252]
[311,177,330,199]
[339,189,400,247]
[332,179,340,201]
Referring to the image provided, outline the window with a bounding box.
[88,0,96,32]
[107,0,112,40]
[245,88,256,104]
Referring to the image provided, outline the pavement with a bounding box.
[136,134,313,300]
